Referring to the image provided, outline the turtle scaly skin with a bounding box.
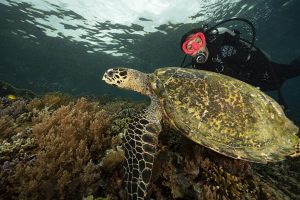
[103,68,163,199]
[122,97,162,199]
[102,67,299,200]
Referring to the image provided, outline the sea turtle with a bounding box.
[102,67,299,200]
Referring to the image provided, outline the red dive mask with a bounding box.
[182,32,206,55]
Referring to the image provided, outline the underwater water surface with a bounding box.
[1,0,300,121]
[1,1,300,199]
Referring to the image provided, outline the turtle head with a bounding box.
[102,68,129,88]
[102,67,150,95]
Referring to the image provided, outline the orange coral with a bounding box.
[26,92,73,112]
[15,98,111,199]
[0,115,14,140]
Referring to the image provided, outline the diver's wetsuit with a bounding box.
[187,31,300,92]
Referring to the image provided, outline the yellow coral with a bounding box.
[100,149,124,172]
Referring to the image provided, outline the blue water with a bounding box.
[0,0,300,122]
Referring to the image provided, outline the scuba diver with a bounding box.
[180,18,300,109]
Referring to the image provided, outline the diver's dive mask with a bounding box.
[182,32,207,64]
[181,32,206,55]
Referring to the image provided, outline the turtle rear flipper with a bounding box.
[290,138,300,158]
[123,98,162,200]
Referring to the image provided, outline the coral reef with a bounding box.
[26,92,73,112]
[0,91,146,200]
[0,89,299,200]
[148,126,294,200]
[0,98,27,118]
[252,159,300,200]
[14,98,111,199]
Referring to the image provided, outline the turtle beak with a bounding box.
[102,69,115,82]
[102,73,106,81]
[102,72,110,84]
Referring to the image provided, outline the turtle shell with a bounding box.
[149,67,299,163]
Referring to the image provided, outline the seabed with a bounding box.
[1,81,300,200]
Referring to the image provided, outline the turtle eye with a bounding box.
[107,69,114,78]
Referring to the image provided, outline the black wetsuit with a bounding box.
[187,31,300,92]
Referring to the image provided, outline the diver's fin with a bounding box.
[270,56,300,83]
[280,56,300,81]
[123,100,162,200]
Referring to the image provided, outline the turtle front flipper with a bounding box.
[123,98,162,200]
